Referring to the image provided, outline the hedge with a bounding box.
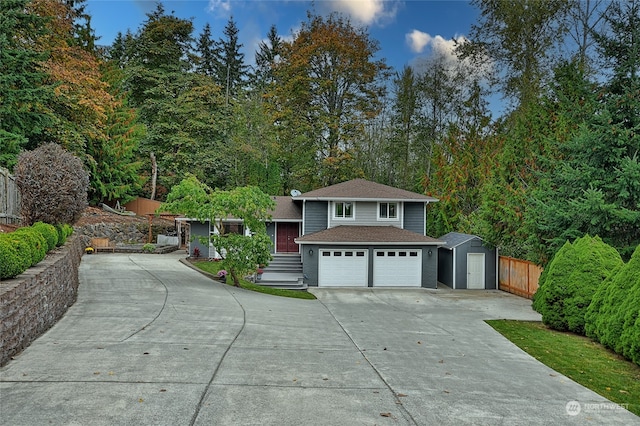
[532,235,623,334]
[0,222,72,280]
[12,227,47,266]
[31,222,58,251]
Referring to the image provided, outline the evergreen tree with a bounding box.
[195,23,218,77]
[215,17,248,101]
[528,1,640,260]
[253,24,282,90]
[0,0,55,168]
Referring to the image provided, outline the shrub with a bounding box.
[32,222,59,251]
[142,243,155,253]
[14,143,89,226]
[532,235,623,334]
[0,234,31,279]
[54,224,73,247]
[13,227,47,266]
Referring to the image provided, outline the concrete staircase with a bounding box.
[258,254,305,289]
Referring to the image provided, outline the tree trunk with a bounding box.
[150,152,157,200]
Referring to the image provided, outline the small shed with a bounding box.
[437,232,497,289]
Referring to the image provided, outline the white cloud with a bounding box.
[406,30,432,54]
[325,0,399,25]
[207,0,232,14]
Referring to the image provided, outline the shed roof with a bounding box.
[294,179,439,202]
[296,225,444,245]
[439,232,483,250]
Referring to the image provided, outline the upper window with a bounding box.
[334,202,353,219]
[379,202,398,219]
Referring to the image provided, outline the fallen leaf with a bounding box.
[143,352,149,355]
[397,393,407,397]
[620,390,629,394]
[108,371,115,376]
[160,389,167,392]
[380,413,392,417]
[443,390,450,394]
[549,374,556,377]
[417,341,422,345]
[438,359,444,364]
[138,398,144,403]
[94,372,100,375]
[383,347,387,351]
[606,387,611,391]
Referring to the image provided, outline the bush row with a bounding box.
[0,222,74,280]
[533,235,640,366]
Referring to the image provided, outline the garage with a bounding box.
[373,249,422,287]
[318,249,368,287]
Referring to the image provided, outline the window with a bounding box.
[379,202,398,219]
[334,202,353,218]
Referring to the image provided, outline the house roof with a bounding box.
[295,225,444,245]
[269,196,302,221]
[439,232,482,250]
[294,179,439,202]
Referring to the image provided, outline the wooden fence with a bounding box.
[0,167,21,225]
[499,256,543,299]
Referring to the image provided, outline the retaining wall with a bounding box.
[0,235,89,366]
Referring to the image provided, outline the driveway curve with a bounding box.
[1,253,637,425]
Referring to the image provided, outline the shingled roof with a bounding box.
[268,196,302,220]
[294,179,438,202]
[295,226,444,245]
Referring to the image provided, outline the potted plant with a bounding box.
[256,267,264,281]
[217,269,227,283]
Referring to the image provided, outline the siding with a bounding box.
[304,201,328,235]
[266,222,276,254]
[453,239,497,290]
[403,202,425,235]
[327,201,403,228]
[189,221,210,258]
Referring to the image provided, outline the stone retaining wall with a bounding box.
[75,222,174,244]
[0,234,89,367]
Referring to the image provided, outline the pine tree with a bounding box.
[195,23,218,77]
[215,17,249,101]
[0,0,55,168]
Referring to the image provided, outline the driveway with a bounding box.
[0,253,637,425]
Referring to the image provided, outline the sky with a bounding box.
[85,0,480,74]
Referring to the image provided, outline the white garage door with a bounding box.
[318,249,368,287]
[373,249,422,287]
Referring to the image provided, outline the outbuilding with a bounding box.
[437,232,497,290]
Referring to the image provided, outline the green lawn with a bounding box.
[190,260,316,300]
[486,319,640,417]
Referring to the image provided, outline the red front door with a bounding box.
[276,223,299,253]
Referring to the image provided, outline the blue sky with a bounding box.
[86,0,480,73]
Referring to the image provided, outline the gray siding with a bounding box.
[189,221,210,258]
[451,238,497,290]
[437,248,454,287]
[266,222,276,254]
[403,202,425,234]
[304,201,328,235]
[302,244,320,286]
[327,201,402,228]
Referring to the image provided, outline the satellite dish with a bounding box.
[290,189,302,197]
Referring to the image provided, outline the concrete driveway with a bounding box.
[0,253,637,425]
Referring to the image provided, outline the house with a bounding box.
[437,232,498,290]
[293,179,443,288]
[187,179,444,288]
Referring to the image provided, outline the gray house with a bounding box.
[186,179,445,288]
[437,232,497,290]
[294,179,443,288]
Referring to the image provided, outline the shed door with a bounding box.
[373,249,422,287]
[318,250,368,287]
[467,253,485,289]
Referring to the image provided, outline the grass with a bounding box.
[190,260,316,300]
[486,319,640,417]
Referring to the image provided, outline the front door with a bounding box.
[276,223,299,253]
[467,253,485,289]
